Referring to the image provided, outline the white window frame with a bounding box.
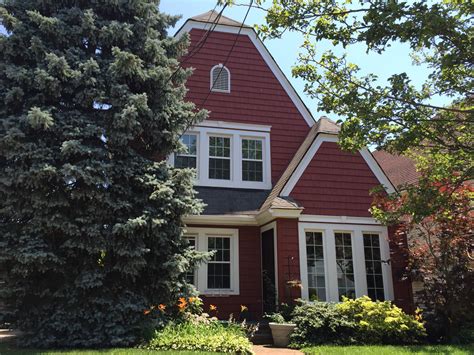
[185,227,240,296]
[174,133,199,171]
[298,221,394,302]
[208,134,233,181]
[210,64,231,93]
[241,137,264,182]
[184,234,199,288]
[170,122,272,189]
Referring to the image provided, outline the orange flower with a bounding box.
[188,297,197,304]
[143,309,151,315]
[240,305,248,312]
[209,304,217,312]
[177,297,188,312]
[158,304,166,312]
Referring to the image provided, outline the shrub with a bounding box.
[336,296,426,344]
[146,321,253,354]
[290,297,426,348]
[290,301,358,347]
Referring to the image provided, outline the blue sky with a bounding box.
[161,0,448,121]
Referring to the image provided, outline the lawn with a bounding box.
[0,343,221,354]
[302,344,474,355]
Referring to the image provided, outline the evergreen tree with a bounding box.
[0,0,207,347]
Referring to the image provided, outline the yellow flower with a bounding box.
[188,297,197,304]
[209,304,217,312]
[240,305,248,312]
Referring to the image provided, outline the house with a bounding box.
[171,11,414,319]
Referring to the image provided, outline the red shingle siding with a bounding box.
[188,225,263,320]
[183,29,311,182]
[276,219,301,303]
[290,142,381,217]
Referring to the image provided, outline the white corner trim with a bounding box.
[176,21,316,128]
[359,148,397,194]
[183,214,258,226]
[197,120,271,132]
[281,134,396,196]
[281,134,338,196]
[299,215,381,225]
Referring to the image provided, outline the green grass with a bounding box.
[0,343,221,354]
[302,344,474,355]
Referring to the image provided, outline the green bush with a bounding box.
[290,301,358,347]
[290,297,426,348]
[146,321,253,354]
[336,296,426,344]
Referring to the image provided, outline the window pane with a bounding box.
[184,236,196,285]
[305,231,326,301]
[242,160,263,181]
[207,237,231,289]
[335,232,355,300]
[364,233,385,301]
[175,156,196,169]
[209,158,230,180]
[209,137,230,157]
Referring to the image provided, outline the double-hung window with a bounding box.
[184,228,239,295]
[207,236,231,289]
[306,231,326,301]
[363,233,385,301]
[184,236,197,286]
[175,134,197,169]
[209,136,231,180]
[242,138,263,182]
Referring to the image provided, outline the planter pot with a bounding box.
[268,322,296,347]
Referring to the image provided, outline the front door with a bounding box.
[261,229,276,313]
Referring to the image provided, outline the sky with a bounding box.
[161,0,449,121]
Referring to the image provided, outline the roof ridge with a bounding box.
[190,9,250,28]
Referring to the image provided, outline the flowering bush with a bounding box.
[336,296,426,344]
[290,297,425,347]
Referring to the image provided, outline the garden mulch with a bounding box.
[253,345,303,355]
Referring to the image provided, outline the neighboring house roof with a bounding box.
[195,187,270,215]
[190,10,251,28]
[372,150,420,188]
[260,117,340,211]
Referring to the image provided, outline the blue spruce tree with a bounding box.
[0,0,207,347]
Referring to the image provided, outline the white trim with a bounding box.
[281,134,396,196]
[198,120,271,133]
[256,208,303,226]
[261,222,279,305]
[299,215,381,225]
[184,227,240,296]
[183,214,258,226]
[176,21,316,128]
[210,64,231,93]
[171,126,272,189]
[359,148,397,194]
[298,222,394,302]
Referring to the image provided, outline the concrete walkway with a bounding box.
[253,345,303,354]
[0,329,20,343]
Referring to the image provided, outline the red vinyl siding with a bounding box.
[275,219,301,303]
[182,29,311,182]
[290,142,381,217]
[188,225,263,320]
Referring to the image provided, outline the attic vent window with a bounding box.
[210,64,230,93]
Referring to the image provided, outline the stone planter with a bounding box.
[268,322,296,347]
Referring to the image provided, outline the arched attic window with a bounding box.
[210,64,230,93]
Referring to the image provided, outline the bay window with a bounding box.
[242,138,263,182]
[209,136,231,180]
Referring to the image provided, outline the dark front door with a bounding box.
[261,228,277,313]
